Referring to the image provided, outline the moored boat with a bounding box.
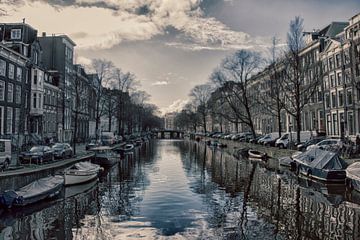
[293,148,347,183]
[346,162,360,191]
[0,175,64,208]
[114,143,135,154]
[90,146,119,167]
[64,161,102,186]
[248,149,267,160]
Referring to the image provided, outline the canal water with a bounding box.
[1,139,360,239]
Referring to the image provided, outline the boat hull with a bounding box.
[65,171,98,186]
[297,163,346,183]
[91,157,117,167]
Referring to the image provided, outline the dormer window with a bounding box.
[10,29,21,40]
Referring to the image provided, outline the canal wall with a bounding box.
[201,137,297,159]
[0,153,94,191]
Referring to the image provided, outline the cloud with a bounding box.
[161,99,189,114]
[0,0,269,51]
[151,81,169,86]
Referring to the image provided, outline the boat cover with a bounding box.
[295,148,347,170]
[346,162,360,181]
[0,175,64,207]
[73,161,100,172]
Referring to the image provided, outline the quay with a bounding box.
[0,143,124,190]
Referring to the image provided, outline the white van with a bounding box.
[0,139,11,170]
[275,131,314,149]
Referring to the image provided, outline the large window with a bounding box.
[16,67,22,82]
[6,107,12,134]
[330,75,335,87]
[347,89,353,105]
[8,64,14,79]
[329,57,334,70]
[7,83,13,103]
[0,60,5,76]
[337,72,342,85]
[14,108,20,134]
[33,93,37,109]
[348,112,354,135]
[335,54,341,67]
[338,90,344,106]
[327,114,331,135]
[332,113,338,135]
[10,29,21,40]
[325,93,330,108]
[15,85,21,104]
[331,92,336,108]
[0,81,5,101]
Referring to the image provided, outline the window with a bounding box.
[14,108,19,134]
[16,67,22,82]
[335,54,341,67]
[34,51,38,65]
[337,72,342,85]
[327,114,331,135]
[344,49,350,65]
[329,57,334,70]
[33,69,37,85]
[332,113,338,135]
[10,29,21,40]
[348,112,354,135]
[8,64,14,79]
[0,60,5,76]
[33,93,37,109]
[330,75,335,87]
[331,92,336,108]
[0,81,4,101]
[0,107,3,135]
[338,90,344,106]
[7,83,13,103]
[317,88,323,102]
[324,76,329,89]
[6,107,12,134]
[15,85,21,104]
[347,89,353,105]
[325,93,330,108]
[24,91,28,109]
[323,60,328,72]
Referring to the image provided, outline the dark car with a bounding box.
[52,143,73,159]
[297,137,326,151]
[19,146,54,164]
[86,140,100,150]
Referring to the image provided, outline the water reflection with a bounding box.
[1,140,360,239]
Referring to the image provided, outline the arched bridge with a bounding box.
[152,129,185,139]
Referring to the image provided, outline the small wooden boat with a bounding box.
[64,161,102,186]
[90,146,119,167]
[248,150,267,160]
[114,143,135,154]
[0,175,64,208]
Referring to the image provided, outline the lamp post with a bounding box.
[340,116,345,140]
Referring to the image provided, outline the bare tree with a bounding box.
[130,90,151,133]
[90,59,114,140]
[280,16,322,142]
[110,68,139,135]
[190,84,213,133]
[211,49,263,138]
[256,37,285,138]
[174,102,200,132]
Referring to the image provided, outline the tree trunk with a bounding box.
[73,111,78,155]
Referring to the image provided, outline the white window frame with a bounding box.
[6,107,12,134]
[0,60,6,76]
[7,83,13,103]
[8,64,14,79]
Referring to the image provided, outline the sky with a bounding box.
[0,0,359,114]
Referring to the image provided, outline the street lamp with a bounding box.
[340,116,345,140]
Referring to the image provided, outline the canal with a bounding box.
[1,139,360,239]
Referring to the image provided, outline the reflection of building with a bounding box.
[164,112,176,130]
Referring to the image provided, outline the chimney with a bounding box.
[42,32,46,37]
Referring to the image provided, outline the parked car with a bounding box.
[275,131,315,149]
[52,143,73,159]
[0,139,11,170]
[238,132,253,142]
[86,139,100,150]
[296,137,326,151]
[306,138,343,151]
[249,135,263,144]
[263,137,279,147]
[19,146,54,164]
